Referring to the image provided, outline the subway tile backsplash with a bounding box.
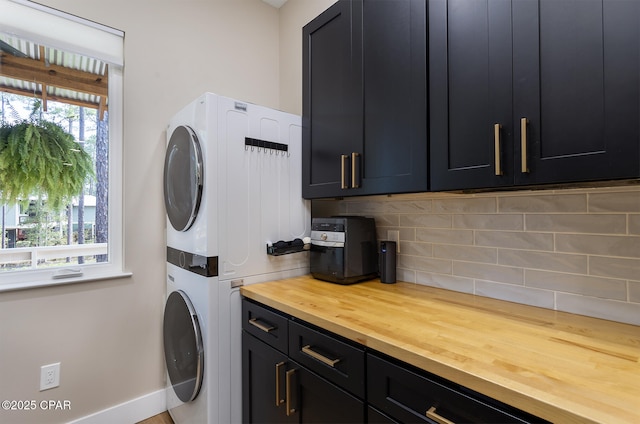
[312,186,640,325]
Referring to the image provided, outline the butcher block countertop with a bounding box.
[240,275,640,424]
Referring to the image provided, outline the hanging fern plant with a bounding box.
[0,118,94,210]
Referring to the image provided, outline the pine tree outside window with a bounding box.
[0,0,127,290]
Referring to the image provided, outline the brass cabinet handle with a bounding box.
[285,369,297,416]
[351,152,360,188]
[275,361,285,406]
[494,123,503,176]
[426,406,455,424]
[340,154,349,189]
[521,117,529,173]
[301,345,341,367]
[248,318,275,333]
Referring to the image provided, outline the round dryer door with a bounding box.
[164,125,203,232]
[163,290,204,402]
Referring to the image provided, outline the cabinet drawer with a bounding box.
[368,354,546,424]
[289,319,365,398]
[241,299,288,354]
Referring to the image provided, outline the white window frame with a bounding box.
[0,0,130,291]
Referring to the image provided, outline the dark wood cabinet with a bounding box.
[302,0,362,198]
[429,0,513,190]
[243,331,294,424]
[429,0,640,191]
[302,0,427,199]
[242,299,365,423]
[289,365,364,423]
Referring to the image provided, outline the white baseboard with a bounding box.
[68,388,167,424]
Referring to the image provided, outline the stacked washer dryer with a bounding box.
[162,93,310,424]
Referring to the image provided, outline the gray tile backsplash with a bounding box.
[312,186,640,325]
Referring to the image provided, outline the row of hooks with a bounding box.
[244,137,291,156]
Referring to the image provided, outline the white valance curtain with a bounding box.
[0,0,123,66]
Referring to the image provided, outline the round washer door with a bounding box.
[164,125,203,232]
[163,290,204,403]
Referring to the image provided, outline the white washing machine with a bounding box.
[163,93,310,424]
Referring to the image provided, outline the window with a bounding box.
[0,0,128,290]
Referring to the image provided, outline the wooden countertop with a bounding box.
[240,275,640,424]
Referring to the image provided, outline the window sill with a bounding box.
[0,270,133,293]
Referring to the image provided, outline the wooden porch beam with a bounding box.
[0,51,108,97]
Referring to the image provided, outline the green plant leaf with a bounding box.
[0,119,94,207]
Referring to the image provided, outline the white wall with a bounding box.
[0,1,289,422]
[279,0,338,113]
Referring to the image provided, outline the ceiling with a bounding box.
[262,0,288,8]
[0,34,109,119]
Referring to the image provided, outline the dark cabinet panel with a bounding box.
[430,0,640,191]
[302,0,362,198]
[430,0,513,190]
[242,332,294,424]
[292,365,365,423]
[360,0,427,195]
[303,0,427,199]
[513,0,640,185]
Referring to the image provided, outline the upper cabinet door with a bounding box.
[513,0,640,185]
[429,0,513,191]
[302,1,363,199]
[360,0,428,196]
[302,0,427,199]
[430,0,640,191]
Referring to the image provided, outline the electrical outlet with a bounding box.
[40,363,60,391]
[387,230,400,253]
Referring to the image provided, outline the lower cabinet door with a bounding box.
[291,362,365,424]
[242,332,295,424]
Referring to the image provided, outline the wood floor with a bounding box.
[136,411,174,424]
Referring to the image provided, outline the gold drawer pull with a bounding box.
[285,369,297,416]
[426,406,455,424]
[494,123,503,176]
[248,318,275,333]
[301,345,341,367]
[275,361,285,406]
[340,154,349,189]
[351,152,360,188]
[521,117,529,173]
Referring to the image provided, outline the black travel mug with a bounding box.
[379,241,397,284]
